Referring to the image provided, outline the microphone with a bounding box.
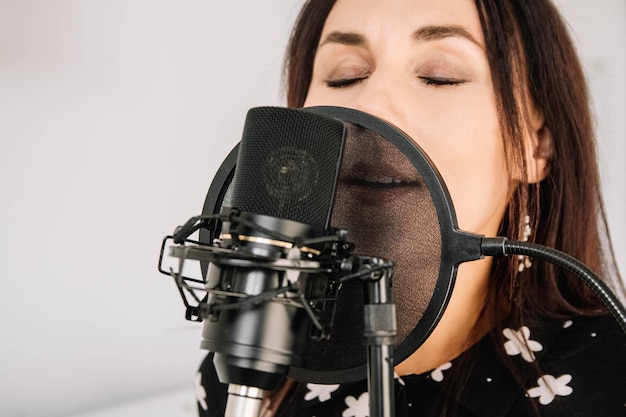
[168,107,357,417]
[159,105,468,417]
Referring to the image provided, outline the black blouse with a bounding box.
[196,314,626,416]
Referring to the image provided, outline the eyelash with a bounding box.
[325,77,367,88]
[325,76,467,88]
[419,76,467,87]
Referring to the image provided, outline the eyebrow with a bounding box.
[319,25,482,49]
[319,31,367,48]
[412,25,483,48]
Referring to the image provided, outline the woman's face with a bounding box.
[304,0,510,237]
[304,0,512,369]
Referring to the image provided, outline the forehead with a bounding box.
[321,0,485,47]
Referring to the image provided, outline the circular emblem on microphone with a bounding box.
[263,146,319,204]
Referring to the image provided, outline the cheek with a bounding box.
[447,162,510,236]
[407,99,510,236]
[303,85,358,109]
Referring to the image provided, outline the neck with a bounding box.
[394,258,495,376]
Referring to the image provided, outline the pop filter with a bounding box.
[199,106,483,383]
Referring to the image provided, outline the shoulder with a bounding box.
[533,313,626,377]
[514,314,626,415]
[547,313,626,354]
[439,313,626,416]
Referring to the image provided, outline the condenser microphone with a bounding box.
[198,107,349,417]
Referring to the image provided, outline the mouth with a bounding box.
[343,175,420,188]
[341,161,421,186]
[336,122,425,204]
[339,162,423,204]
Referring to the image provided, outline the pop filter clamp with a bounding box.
[158,106,626,417]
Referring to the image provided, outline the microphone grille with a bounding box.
[229,107,345,228]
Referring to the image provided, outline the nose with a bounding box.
[348,72,410,130]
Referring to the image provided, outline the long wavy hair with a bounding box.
[285,0,623,319]
[275,0,624,415]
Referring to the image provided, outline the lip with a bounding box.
[339,161,423,204]
[336,122,425,205]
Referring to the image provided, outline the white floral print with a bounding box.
[304,383,340,402]
[343,391,369,417]
[394,372,405,386]
[503,326,543,362]
[527,374,574,405]
[430,362,452,382]
[195,372,208,411]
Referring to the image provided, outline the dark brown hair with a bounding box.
[474,0,623,318]
[280,0,623,414]
[285,0,622,320]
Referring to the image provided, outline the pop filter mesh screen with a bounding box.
[228,107,345,229]
[296,123,442,378]
[208,110,444,382]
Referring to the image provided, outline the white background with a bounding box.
[0,1,623,416]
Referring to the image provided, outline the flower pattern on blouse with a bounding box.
[304,383,340,402]
[195,372,208,411]
[503,326,543,362]
[394,372,405,386]
[342,391,369,417]
[527,374,574,405]
[430,361,452,382]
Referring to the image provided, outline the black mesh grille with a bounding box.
[229,107,345,228]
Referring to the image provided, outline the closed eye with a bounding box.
[419,76,467,87]
[325,77,367,88]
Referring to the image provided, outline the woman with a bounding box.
[197,0,626,415]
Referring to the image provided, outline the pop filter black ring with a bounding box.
[199,106,484,383]
[199,145,238,279]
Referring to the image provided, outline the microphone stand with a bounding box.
[224,384,265,417]
[358,257,397,417]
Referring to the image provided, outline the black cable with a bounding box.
[481,237,626,335]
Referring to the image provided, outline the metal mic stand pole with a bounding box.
[360,258,396,417]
